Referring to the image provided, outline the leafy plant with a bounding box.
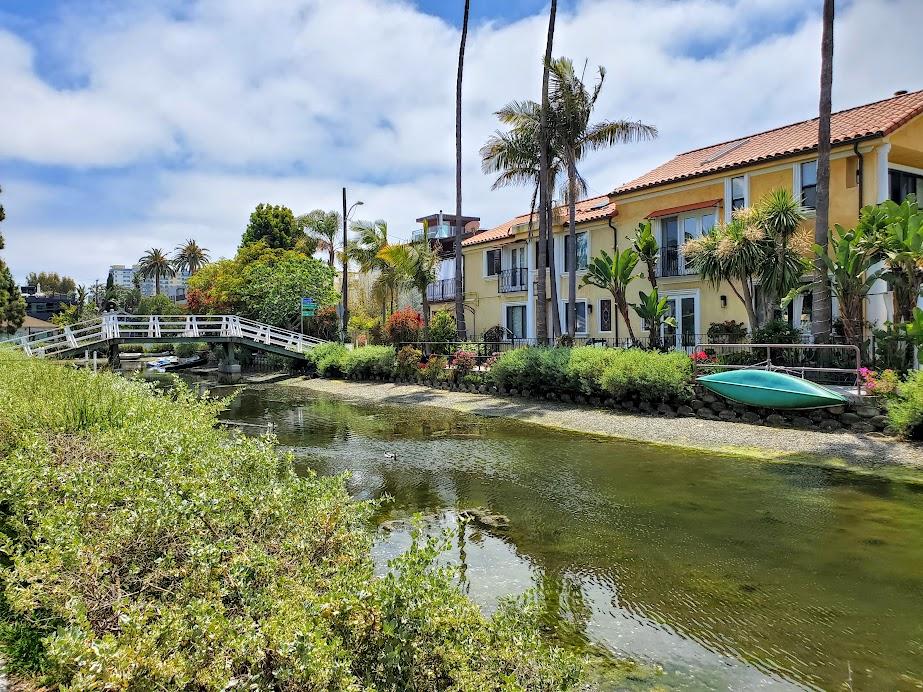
[451,350,477,376]
[0,355,580,688]
[886,369,923,438]
[395,345,423,377]
[384,307,424,345]
[241,203,300,249]
[306,341,348,377]
[707,320,748,344]
[631,289,676,349]
[582,248,640,342]
[631,220,659,287]
[598,349,692,402]
[342,345,396,379]
[420,354,448,382]
[428,310,459,353]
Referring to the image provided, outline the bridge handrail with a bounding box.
[0,314,329,358]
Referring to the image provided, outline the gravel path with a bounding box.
[284,378,923,472]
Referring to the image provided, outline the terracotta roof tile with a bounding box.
[614,89,923,195]
[463,195,616,247]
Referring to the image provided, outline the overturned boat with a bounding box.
[697,370,848,409]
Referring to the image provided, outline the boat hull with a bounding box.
[697,370,848,409]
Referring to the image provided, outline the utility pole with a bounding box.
[341,187,349,343]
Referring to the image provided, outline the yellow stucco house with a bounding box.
[430,89,923,345]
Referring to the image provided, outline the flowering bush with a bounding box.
[384,307,424,345]
[690,350,713,363]
[420,354,448,382]
[396,345,423,376]
[451,350,477,376]
[860,367,900,396]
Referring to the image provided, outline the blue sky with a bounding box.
[0,0,919,285]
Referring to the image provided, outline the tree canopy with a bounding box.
[24,271,76,295]
[241,203,300,250]
[0,186,26,335]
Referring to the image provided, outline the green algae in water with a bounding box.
[222,385,923,690]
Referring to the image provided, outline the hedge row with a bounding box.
[307,344,694,404]
[0,353,580,689]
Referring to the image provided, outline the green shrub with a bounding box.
[566,347,622,397]
[342,345,396,379]
[306,341,348,377]
[451,350,477,376]
[488,347,571,395]
[0,354,581,689]
[174,341,207,358]
[886,370,923,438]
[598,350,693,402]
[752,319,802,344]
[421,354,448,382]
[396,345,423,377]
[427,310,458,354]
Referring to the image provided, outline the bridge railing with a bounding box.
[1,314,329,358]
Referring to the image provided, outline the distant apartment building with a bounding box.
[108,264,191,301]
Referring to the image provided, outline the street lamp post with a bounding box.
[341,188,363,343]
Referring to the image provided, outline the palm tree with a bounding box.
[581,248,640,342]
[547,57,657,338]
[683,189,807,332]
[482,100,571,340]
[538,0,558,344]
[379,240,439,331]
[137,248,176,296]
[454,0,470,338]
[173,239,210,275]
[298,209,341,267]
[812,0,835,342]
[346,219,397,322]
[632,290,676,349]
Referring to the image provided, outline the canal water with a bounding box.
[218,383,923,690]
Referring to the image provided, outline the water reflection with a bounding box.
[222,385,923,690]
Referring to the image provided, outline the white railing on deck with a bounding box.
[0,314,328,358]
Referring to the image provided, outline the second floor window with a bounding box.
[800,160,817,209]
[731,176,746,210]
[564,232,588,272]
[485,249,501,276]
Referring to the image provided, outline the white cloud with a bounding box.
[1,0,921,285]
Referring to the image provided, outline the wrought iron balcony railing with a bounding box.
[426,278,457,302]
[498,268,528,293]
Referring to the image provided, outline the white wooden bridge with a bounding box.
[0,314,328,366]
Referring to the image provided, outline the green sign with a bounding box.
[301,297,317,317]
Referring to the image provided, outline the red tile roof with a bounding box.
[647,198,722,219]
[614,89,923,195]
[463,195,616,247]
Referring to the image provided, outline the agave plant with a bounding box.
[581,248,640,342]
[631,289,676,349]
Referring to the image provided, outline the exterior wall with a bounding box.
[459,121,923,342]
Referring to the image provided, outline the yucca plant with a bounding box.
[581,248,640,342]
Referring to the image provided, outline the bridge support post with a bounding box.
[107,343,121,370]
[217,343,241,383]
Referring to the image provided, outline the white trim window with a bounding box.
[563,231,589,273]
[725,174,748,220]
[559,299,588,335]
[658,210,717,278]
[799,160,818,209]
[504,303,527,339]
[484,248,501,277]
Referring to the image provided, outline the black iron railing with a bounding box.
[658,247,694,277]
[498,268,528,293]
[426,278,457,302]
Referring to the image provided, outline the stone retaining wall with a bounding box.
[341,374,891,436]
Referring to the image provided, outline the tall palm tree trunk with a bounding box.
[536,0,557,344]
[547,197,562,338]
[454,0,470,339]
[566,155,578,339]
[328,245,335,269]
[812,0,835,343]
[155,273,161,296]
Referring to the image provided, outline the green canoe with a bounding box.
[697,370,848,409]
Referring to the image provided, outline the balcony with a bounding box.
[658,247,696,278]
[498,268,528,293]
[411,223,454,242]
[427,278,457,302]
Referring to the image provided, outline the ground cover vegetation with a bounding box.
[0,354,581,689]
